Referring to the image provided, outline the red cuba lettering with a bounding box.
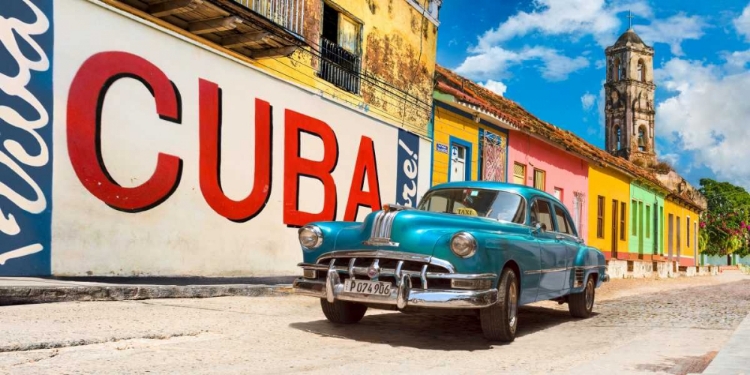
[66,51,182,212]
[344,137,381,221]
[283,110,338,227]
[198,79,272,222]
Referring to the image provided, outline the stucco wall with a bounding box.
[0,0,432,277]
[248,0,438,136]
[587,165,631,258]
[628,183,665,258]
[507,133,589,239]
[664,199,699,267]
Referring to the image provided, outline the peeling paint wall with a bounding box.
[249,0,438,136]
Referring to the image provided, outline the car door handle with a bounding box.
[555,235,565,241]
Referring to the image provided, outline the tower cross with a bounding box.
[627,10,634,29]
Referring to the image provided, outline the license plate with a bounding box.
[344,279,392,296]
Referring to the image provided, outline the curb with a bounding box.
[0,284,293,306]
[700,312,750,375]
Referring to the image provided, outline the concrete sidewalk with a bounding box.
[0,276,295,306]
[701,312,750,375]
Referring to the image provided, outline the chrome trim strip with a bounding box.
[426,273,497,280]
[523,265,603,275]
[348,258,356,281]
[315,250,457,273]
[420,264,428,289]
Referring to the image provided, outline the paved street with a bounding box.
[0,273,748,375]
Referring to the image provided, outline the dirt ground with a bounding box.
[0,272,748,375]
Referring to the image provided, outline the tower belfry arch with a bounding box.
[603,14,656,166]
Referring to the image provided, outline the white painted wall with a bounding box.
[50,0,431,276]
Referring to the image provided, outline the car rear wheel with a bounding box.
[569,276,595,318]
[480,267,519,342]
[320,299,367,324]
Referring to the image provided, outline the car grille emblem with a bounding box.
[367,259,380,278]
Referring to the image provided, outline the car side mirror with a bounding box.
[532,222,545,234]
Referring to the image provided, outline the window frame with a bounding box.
[533,168,546,191]
[596,195,605,239]
[513,162,526,185]
[620,201,627,241]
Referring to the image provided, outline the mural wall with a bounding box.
[0,0,54,276]
[0,0,430,276]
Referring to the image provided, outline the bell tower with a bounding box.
[604,21,656,166]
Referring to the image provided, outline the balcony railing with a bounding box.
[319,37,361,94]
[232,0,304,36]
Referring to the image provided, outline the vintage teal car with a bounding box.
[293,181,609,342]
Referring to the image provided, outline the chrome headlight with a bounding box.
[298,225,323,249]
[450,232,477,258]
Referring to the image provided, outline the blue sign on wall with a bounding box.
[395,129,419,207]
[436,143,449,154]
[0,0,54,276]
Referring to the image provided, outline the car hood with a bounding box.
[332,209,508,257]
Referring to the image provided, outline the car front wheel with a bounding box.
[569,275,595,318]
[320,299,367,324]
[480,267,519,342]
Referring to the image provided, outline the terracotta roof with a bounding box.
[434,65,705,212]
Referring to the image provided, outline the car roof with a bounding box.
[428,181,560,203]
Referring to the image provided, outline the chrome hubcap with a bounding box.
[508,280,518,330]
[585,281,594,311]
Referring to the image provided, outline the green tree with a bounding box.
[699,178,750,257]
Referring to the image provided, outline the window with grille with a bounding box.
[646,205,651,238]
[533,168,545,191]
[631,200,637,236]
[596,196,604,238]
[620,202,626,240]
[687,218,691,247]
[513,163,526,185]
[319,3,362,94]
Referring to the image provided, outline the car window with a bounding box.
[418,188,525,223]
[554,205,572,235]
[531,199,554,231]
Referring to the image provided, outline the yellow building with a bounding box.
[663,198,700,267]
[431,97,509,185]
[108,0,440,135]
[587,164,631,260]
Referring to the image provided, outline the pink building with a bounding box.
[507,132,590,239]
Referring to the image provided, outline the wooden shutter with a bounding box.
[513,163,525,184]
[533,169,545,190]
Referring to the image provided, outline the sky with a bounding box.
[436,0,750,191]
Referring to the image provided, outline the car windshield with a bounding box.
[417,188,525,223]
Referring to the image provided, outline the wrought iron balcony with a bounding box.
[232,0,304,37]
[120,0,305,59]
[319,37,361,94]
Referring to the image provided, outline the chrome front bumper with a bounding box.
[293,258,498,309]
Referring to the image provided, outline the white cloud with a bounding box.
[660,153,680,168]
[476,0,652,49]
[656,56,750,189]
[455,46,588,81]
[635,13,707,55]
[479,80,508,96]
[734,3,750,41]
[581,92,596,110]
[455,0,707,83]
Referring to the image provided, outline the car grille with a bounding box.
[314,255,453,290]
